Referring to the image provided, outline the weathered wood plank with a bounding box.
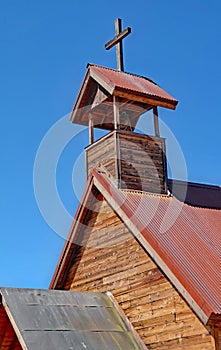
[86,129,167,193]
[63,195,216,349]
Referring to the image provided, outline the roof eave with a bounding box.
[69,67,91,123]
[70,66,115,125]
[113,87,178,110]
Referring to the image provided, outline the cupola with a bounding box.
[70,19,178,194]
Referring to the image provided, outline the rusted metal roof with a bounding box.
[88,64,178,104]
[92,169,221,324]
[70,64,178,130]
[0,288,147,350]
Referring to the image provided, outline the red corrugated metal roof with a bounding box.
[70,64,178,129]
[89,64,178,105]
[93,169,221,322]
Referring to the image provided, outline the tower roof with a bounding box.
[70,64,178,130]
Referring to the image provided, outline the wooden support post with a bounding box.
[89,115,94,144]
[153,106,160,137]
[113,96,120,130]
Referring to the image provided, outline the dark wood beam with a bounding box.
[89,115,94,144]
[105,18,131,72]
[153,106,160,137]
[105,27,131,50]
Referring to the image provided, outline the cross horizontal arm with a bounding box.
[105,27,131,50]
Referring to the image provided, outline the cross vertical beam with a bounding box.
[115,19,124,72]
[105,18,131,72]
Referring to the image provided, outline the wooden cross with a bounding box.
[105,18,131,72]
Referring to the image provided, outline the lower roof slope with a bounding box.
[94,169,221,323]
[0,288,147,350]
[51,168,221,326]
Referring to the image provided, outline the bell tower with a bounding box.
[70,19,178,194]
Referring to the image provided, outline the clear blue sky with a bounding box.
[1,0,221,288]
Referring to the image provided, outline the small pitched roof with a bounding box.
[87,64,177,104]
[168,179,221,209]
[51,169,221,326]
[70,64,178,130]
[0,288,147,350]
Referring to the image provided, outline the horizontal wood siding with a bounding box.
[85,130,167,193]
[63,194,215,349]
[119,132,167,193]
[85,132,116,178]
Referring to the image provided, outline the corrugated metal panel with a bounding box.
[89,64,177,104]
[93,169,221,320]
[0,288,146,350]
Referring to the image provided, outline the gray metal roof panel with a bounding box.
[23,331,143,350]
[0,288,147,350]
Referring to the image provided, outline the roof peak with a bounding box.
[87,62,158,86]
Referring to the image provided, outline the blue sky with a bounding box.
[1,0,221,288]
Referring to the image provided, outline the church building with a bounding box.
[0,19,220,350]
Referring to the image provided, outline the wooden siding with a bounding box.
[85,130,167,194]
[214,327,221,350]
[85,132,117,179]
[118,131,167,193]
[0,306,22,350]
[63,193,216,349]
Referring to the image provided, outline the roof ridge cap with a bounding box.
[121,188,170,198]
[121,188,220,210]
[87,63,157,85]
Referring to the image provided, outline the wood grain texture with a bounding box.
[212,327,221,350]
[62,194,216,349]
[85,130,168,193]
[86,132,116,178]
[218,329,221,350]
